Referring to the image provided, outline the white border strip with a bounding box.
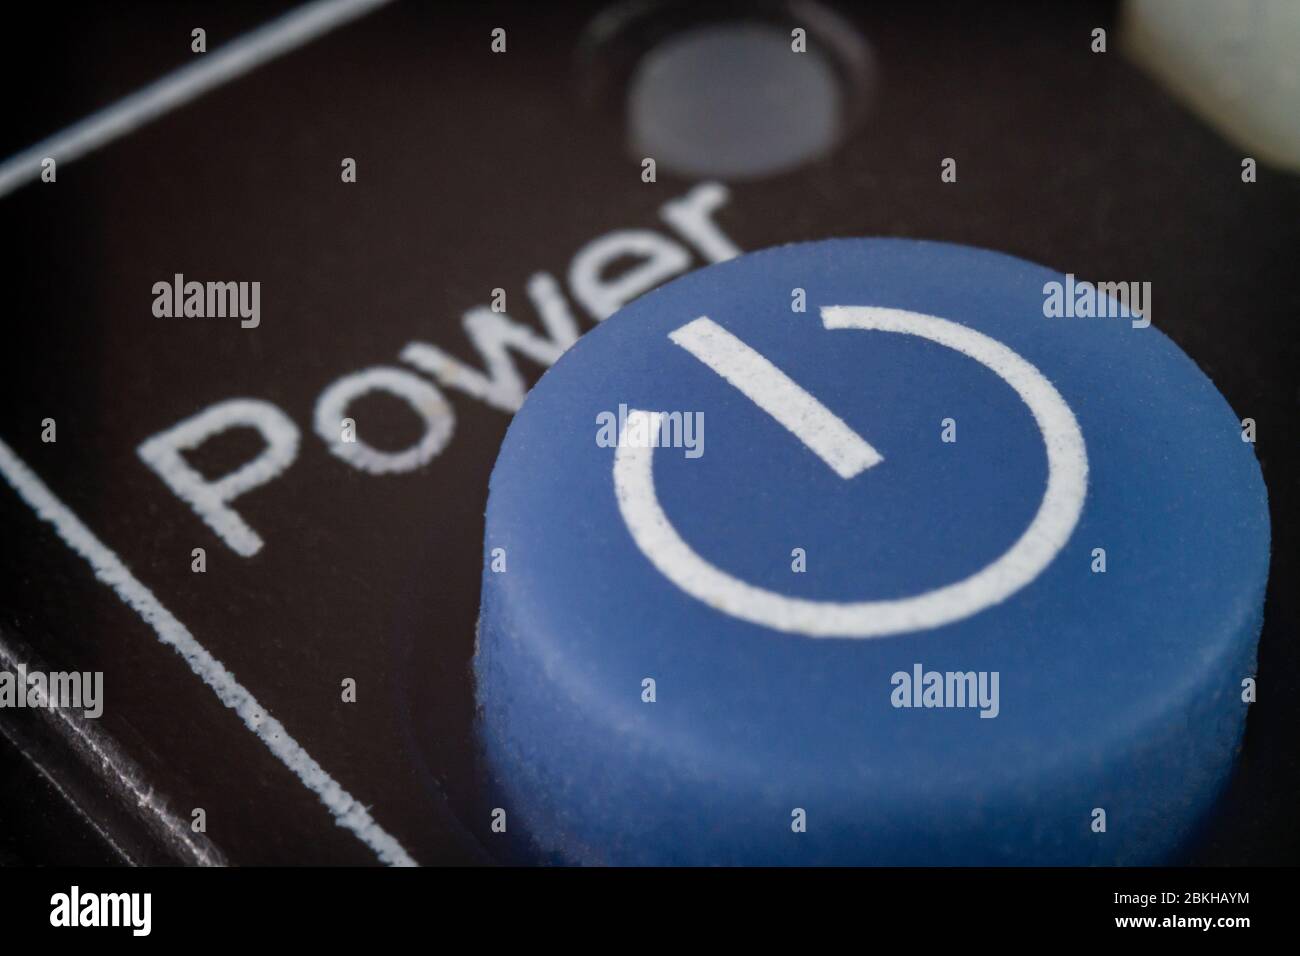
[0,0,395,199]
[0,634,226,865]
[0,437,417,866]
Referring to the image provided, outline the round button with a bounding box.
[474,238,1270,864]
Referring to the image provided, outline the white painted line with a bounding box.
[669,316,884,479]
[0,0,395,199]
[0,437,417,866]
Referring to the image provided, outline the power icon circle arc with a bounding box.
[614,305,1089,638]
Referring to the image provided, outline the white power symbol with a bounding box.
[613,306,1088,639]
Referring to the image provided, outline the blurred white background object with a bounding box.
[1124,0,1300,171]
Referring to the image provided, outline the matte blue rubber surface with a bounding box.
[474,238,1269,865]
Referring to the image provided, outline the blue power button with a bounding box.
[474,238,1270,865]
